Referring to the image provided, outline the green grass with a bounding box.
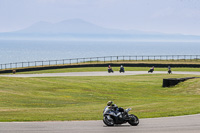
[0,74,200,121]
[10,67,200,74]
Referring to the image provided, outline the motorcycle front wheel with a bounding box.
[103,116,114,126]
[128,114,139,126]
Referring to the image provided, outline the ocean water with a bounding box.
[0,40,200,64]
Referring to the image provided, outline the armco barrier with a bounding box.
[1,55,200,70]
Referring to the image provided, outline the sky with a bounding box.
[1,0,200,35]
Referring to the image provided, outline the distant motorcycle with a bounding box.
[108,68,114,73]
[148,69,154,73]
[168,69,172,74]
[103,105,139,126]
[119,67,125,73]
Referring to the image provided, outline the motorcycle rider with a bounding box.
[107,101,115,109]
[151,66,154,71]
[108,65,114,73]
[103,101,113,112]
[120,65,124,72]
[168,66,172,74]
[104,101,124,114]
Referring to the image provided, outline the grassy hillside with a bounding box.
[0,74,199,121]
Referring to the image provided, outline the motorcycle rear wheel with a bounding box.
[128,114,139,126]
[103,116,114,126]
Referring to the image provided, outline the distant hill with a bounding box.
[16,19,123,34]
[1,19,200,41]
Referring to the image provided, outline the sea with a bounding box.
[0,40,200,64]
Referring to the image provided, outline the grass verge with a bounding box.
[0,74,200,121]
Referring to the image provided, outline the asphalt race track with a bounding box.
[0,71,200,133]
[0,114,199,133]
[1,71,200,77]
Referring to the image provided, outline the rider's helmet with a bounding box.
[107,101,113,106]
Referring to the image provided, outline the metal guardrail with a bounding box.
[0,55,200,70]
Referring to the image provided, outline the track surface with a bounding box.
[0,114,199,133]
[0,71,199,133]
[1,71,200,77]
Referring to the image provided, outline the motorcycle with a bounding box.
[148,68,154,73]
[119,68,125,73]
[108,68,114,73]
[168,69,172,74]
[103,105,139,126]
